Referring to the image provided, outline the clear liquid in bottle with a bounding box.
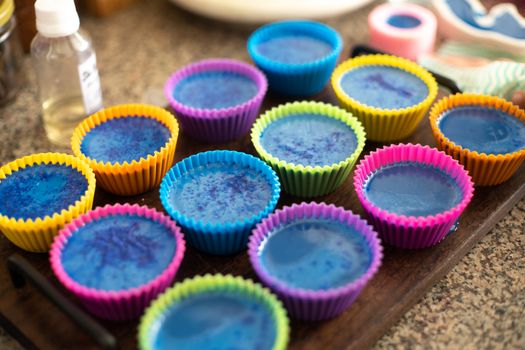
[42,95,86,145]
[31,0,103,146]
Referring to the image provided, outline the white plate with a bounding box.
[168,0,375,24]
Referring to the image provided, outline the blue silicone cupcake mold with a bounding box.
[160,150,281,255]
[248,20,343,97]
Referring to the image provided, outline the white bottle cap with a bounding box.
[35,0,80,38]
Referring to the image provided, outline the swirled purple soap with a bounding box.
[165,163,273,225]
[259,113,358,166]
[80,116,171,164]
[258,218,372,290]
[438,105,525,154]
[149,292,276,350]
[339,65,429,109]
[0,164,87,220]
[60,214,177,291]
[172,71,259,110]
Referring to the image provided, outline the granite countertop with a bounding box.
[1,0,524,348]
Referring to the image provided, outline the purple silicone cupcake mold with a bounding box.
[353,143,475,249]
[50,204,186,321]
[164,58,267,143]
[248,202,383,321]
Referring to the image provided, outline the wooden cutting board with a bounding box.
[1,87,524,350]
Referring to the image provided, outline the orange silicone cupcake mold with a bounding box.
[71,104,179,196]
[429,94,525,186]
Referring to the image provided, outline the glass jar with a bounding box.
[0,0,24,106]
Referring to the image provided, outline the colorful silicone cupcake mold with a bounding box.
[71,104,179,196]
[138,274,289,350]
[248,20,342,96]
[160,150,280,255]
[251,101,365,197]
[353,144,474,249]
[429,94,525,186]
[331,54,438,142]
[164,59,267,143]
[50,204,186,320]
[0,153,95,252]
[248,202,382,321]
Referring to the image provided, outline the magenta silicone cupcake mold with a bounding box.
[248,202,383,321]
[353,143,475,249]
[164,58,268,143]
[50,204,186,321]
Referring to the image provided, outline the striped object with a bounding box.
[419,41,525,100]
[438,41,525,62]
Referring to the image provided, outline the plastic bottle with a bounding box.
[31,0,103,146]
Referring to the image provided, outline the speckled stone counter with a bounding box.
[0,0,524,349]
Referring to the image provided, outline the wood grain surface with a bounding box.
[1,85,524,350]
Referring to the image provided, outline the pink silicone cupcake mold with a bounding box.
[164,58,267,143]
[50,204,186,321]
[248,202,383,321]
[353,143,474,249]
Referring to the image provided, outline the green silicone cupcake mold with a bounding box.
[138,274,289,350]
[251,101,366,197]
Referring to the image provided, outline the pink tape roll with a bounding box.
[368,3,437,61]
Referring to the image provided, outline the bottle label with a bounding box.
[78,54,103,114]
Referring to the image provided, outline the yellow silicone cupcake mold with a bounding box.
[0,153,96,252]
[429,94,525,186]
[71,104,179,196]
[331,54,438,142]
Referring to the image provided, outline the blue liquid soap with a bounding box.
[438,105,525,154]
[173,71,259,109]
[255,35,333,64]
[259,219,372,290]
[0,164,87,220]
[149,292,277,350]
[260,113,358,167]
[340,65,429,109]
[81,117,171,164]
[387,14,422,29]
[364,162,463,217]
[61,214,176,291]
[167,164,273,225]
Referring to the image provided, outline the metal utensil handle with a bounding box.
[350,44,462,94]
[7,254,118,350]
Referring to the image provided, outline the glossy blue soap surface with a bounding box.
[364,162,463,217]
[340,65,428,109]
[438,106,525,154]
[61,214,176,291]
[167,164,273,225]
[173,71,258,109]
[255,35,333,64]
[260,113,357,166]
[149,292,276,350]
[0,164,87,220]
[259,219,371,290]
[81,117,171,164]
[387,14,422,29]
